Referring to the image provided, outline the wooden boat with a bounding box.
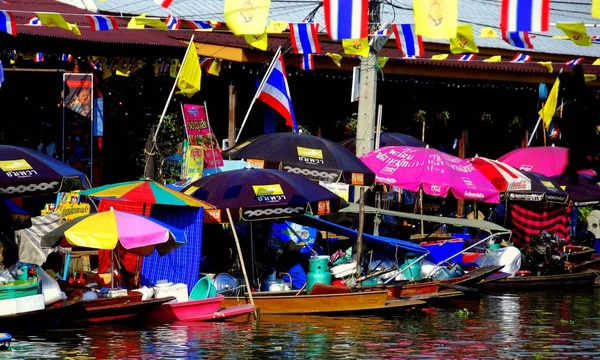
[67,296,176,325]
[0,299,86,332]
[149,295,255,323]
[477,270,598,291]
[82,292,143,310]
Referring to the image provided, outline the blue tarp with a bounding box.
[290,215,427,254]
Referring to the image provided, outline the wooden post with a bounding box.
[456,130,468,217]
[522,129,529,148]
[355,187,365,276]
[228,84,237,149]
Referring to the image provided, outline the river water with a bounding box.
[3,289,600,359]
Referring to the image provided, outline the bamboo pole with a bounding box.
[355,187,365,276]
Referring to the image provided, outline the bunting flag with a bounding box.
[594,58,600,65]
[36,13,81,35]
[154,0,173,8]
[61,54,74,62]
[129,15,168,30]
[257,52,297,130]
[165,15,181,30]
[480,27,498,38]
[500,0,549,32]
[502,31,533,49]
[483,55,502,62]
[323,0,368,40]
[0,60,4,89]
[224,0,271,35]
[289,23,321,54]
[33,52,44,63]
[187,20,219,30]
[300,53,314,70]
[565,57,584,65]
[266,20,288,33]
[431,54,449,60]
[27,16,42,26]
[594,0,600,19]
[391,24,424,58]
[325,52,342,67]
[86,15,119,31]
[130,59,145,74]
[511,53,531,62]
[342,38,369,57]
[208,59,222,75]
[377,56,389,68]
[556,22,592,46]
[169,59,180,77]
[373,28,390,36]
[449,24,478,54]
[538,61,553,72]
[244,32,268,50]
[413,0,457,39]
[458,54,476,61]
[115,57,132,77]
[0,10,16,36]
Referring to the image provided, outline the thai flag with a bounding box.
[323,0,368,40]
[28,16,42,26]
[392,24,424,58]
[61,54,73,62]
[154,0,173,8]
[459,54,476,61]
[500,0,549,32]
[565,57,583,65]
[87,56,101,70]
[502,31,533,49]
[86,15,119,31]
[165,15,180,30]
[257,52,297,131]
[33,52,44,63]
[0,11,17,37]
[511,53,531,62]
[301,53,314,70]
[187,20,218,30]
[371,28,390,36]
[289,23,321,54]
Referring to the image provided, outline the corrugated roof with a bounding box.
[89,0,600,57]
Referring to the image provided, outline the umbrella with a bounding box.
[507,171,569,204]
[202,159,256,177]
[182,168,347,221]
[41,209,186,256]
[0,145,89,197]
[222,132,375,186]
[550,173,600,206]
[498,146,597,177]
[339,133,427,154]
[468,157,531,192]
[1,198,31,230]
[359,146,500,203]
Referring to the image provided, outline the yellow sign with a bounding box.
[297,146,323,159]
[253,184,284,196]
[59,203,90,224]
[247,159,265,168]
[541,181,556,189]
[0,159,32,172]
[185,145,204,179]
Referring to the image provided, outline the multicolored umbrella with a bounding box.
[550,173,600,206]
[359,146,500,203]
[498,146,597,177]
[469,157,531,192]
[182,168,346,221]
[0,145,89,198]
[41,209,186,256]
[339,133,427,154]
[80,179,214,208]
[222,132,375,186]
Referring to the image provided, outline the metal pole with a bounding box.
[228,84,237,149]
[355,187,365,276]
[375,104,383,149]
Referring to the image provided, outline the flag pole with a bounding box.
[235,46,282,143]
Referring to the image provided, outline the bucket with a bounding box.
[189,276,217,300]
[308,256,330,273]
[15,266,28,281]
[401,252,422,281]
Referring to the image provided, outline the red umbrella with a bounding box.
[469,157,531,192]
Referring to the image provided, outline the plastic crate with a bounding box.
[419,239,465,264]
[0,278,40,301]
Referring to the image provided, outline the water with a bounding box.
[3,290,600,359]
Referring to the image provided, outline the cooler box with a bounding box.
[0,278,40,301]
[153,283,188,303]
[419,239,465,264]
[0,294,45,316]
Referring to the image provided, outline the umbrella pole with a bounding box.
[420,188,424,237]
[111,250,114,289]
[355,187,365,276]
[226,209,258,318]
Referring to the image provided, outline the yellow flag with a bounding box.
[539,77,560,129]
[378,57,389,69]
[128,14,146,29]
[342,38,370,58]
[170,59,180,78]
[431,54,448,60]
[556,22,591,46]
[325,52,342,67]
[413,0,457,39]
[224,0,271,35]
[176,41,202,98]
[552,35,569,39]
[266,20,288,33]
[101,58,114,79]
[244,32,268,50]
[208,59,222,76]
[36,13,81,35]
[449,24,478,54]
[129,14,168,30]
[480,27,498,38]
[115,57,131,77]
[483,55,501,62]
[594,58,600,65]
[593,0,600,19]
[538,61,553,73]
[585,74,597,82]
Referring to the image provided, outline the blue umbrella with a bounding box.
[0,145,90,197]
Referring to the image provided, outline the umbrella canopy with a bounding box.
[339,133,427,154]
[550,174,600,206]
[222,132,375,186]
[360,146,500,203]
[182,168,346,221]
[498,146,597,177]
[80,179,214,208]
[469,157,531,192]
[41,209,186,256]
[0,145,89,197]
[506,171,569,204]
[202,159,257,177]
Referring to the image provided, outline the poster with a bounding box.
[182,104,224,167]
[63,73,93,181]
[185,145,204,179]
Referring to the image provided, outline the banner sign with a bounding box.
[59,203,90,224]
[63,73,93,181]
[182,104,224,168]
[185,145,204,179]
[319,181,350,201]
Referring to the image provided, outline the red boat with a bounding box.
[150,295,255,323]
[68,296,175,325]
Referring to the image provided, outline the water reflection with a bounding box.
[3,290,600,358]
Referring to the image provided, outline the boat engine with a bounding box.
[520,232,565,275]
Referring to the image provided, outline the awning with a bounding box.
[290,215,428,254]
[340,203,509,232]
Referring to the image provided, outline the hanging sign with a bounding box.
[182,104,224,167]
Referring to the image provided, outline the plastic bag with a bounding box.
[38,267,65,305]
[473,246,522,277]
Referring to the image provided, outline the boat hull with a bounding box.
[0,300,86,332]
[478,270,598,291]
[70,297,175,325]
[149,295,254,322]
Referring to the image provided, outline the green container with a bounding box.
[308,256,330,272]
[401,252,422,281]
[306,256,332,294]
[190,277,217,300]
[0,278,39,300]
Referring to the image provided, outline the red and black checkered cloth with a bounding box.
[509,203,571,246]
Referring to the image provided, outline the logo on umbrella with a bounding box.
[297,147,324,164]
[0,159,33,172]
[253,184,284,196]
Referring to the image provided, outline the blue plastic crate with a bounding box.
[419,239,465,264]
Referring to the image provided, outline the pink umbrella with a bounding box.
[498,146,597,177]
[360,146,500,203]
